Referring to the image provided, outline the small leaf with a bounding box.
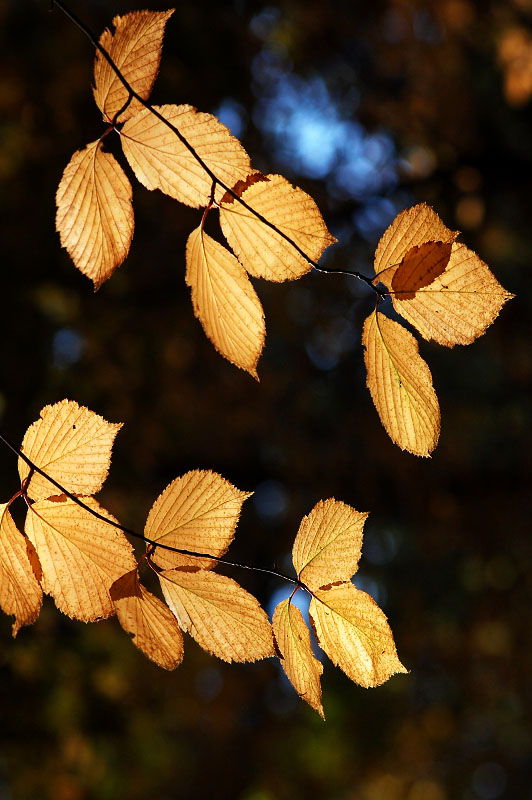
[93,9,174,123]
[111,569,184,670]
[273,598,324,718]
[25,497,136,622]
[19,399,122,502]
[185,226,265,377]
[120,104,252,208]
[309,581,407,687]
[160,569,274,662]
[292,499,368,591]
[219,174,337,282]
[145,470,252,571]
[0,505,42,636]
[56,140,134,289]
[362,311,440,456]
[391,241,453,299]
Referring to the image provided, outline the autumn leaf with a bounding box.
[144,470,252,571]
[219,174,337,281]
[185,226,265,377]
[120,104,252,208]
[93,9,174,123]
[362,311,440,456]
[273,598,324,718]
[25,497,136,622]
[292,499,368,591]
[19,399,122,502]
[391,241,453,299]
[0,504,43,636]
[160,568,274,662]
[111,569,184,670]
[309,581,407,687]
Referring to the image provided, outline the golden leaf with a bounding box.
[219,174,337,281]
[120,104,252,208]
[0,505,42,636]
[145,470,252,571]
[292,499,368,591]
[272,598,324,718]
[93,10,174,123]
[160,569,274,662]
[391,241,453,299]
[19,399,122,502]
[110,569,183,670]
[309,581,407,688]
[362,311,440,456]
[56,140,133,289]
[25,497,136,622]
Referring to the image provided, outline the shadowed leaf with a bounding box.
[391,241,453,299]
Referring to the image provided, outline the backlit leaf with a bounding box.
[120,104,252,208]
[391,241,453,299]
[292,499,368,591]
[19,399,122,502]
[362,311,440,456]
[185,226,265,377]
[145,470,252,571]
[273,598,324,718]
[0,505,42,636]
[111,569,184,670]
[309,581,407,687]
[25,497,136,622]
[219,174,337,281]
[160,569,274,662]
[93,9,174,123]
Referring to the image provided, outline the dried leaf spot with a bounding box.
[391,241,453,299]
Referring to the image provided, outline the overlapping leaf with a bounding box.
[0,505,42,636]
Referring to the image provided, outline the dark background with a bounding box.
[1,0,531,798]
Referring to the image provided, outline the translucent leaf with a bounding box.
[292,499,368,591]
[391,241,453,299]
[219,174,337,281]
[160,569,274,662]
[0,505,42,636]
[93,9,174,123]
[362,311,440,456]
[273,598,324,718]
[309,582,407,688]
[144,470,252,571]
[120,104,252,208]
[111,569,183,670]
[25,497,136,622]
[56,140,134,289]
[19,399,122,502]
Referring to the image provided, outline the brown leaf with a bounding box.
[160,569,274,662]
[273,598,324,718]
[309,581,407,687]
[19,399,122,502]
[219,174,337,281]
[362,311,440,456]
[185,226,265,377]
[111,569,183,670]
[0,504,43,636]
[391,241,453,299]
[93,10,174,123]
[292,499,368,591]
[56,140,134,289]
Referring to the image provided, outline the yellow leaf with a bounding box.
[272,598,324,718]
[309,581,407,688]
[144,470,252,571]
[19,399,122,502]
[25,497,136,622]
[292,499,368,591]
[56,140,134,289]
[120,104,252,208]
[0,505,42,637]
[185,226,265,377]
[362,311,440,456]
[110,569,183,670]
[93,10,174,123]
[219,174,337,281]
[160,569,274,662]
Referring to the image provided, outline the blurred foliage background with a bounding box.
[1,0,531,798]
